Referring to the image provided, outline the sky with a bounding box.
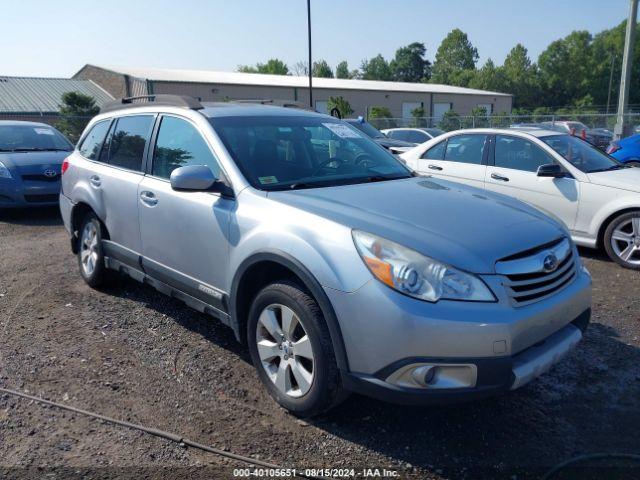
[0,0,634,78]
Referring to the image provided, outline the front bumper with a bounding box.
[0,180,61,208]
[341,312,589,405]
[328,266,592,404]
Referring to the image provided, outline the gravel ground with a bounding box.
[0,207,639,480]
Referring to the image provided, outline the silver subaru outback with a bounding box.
[59,95,592,416]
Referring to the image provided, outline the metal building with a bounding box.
[0,76,113,118]
[74,64,512,120]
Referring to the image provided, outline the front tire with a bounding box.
[77,212,110,287]
[247,281,345,417]
[603,211,640,270]
[626,161,640,168]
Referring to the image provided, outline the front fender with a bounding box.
[587,195,640,241]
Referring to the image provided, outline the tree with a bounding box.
[312,59,333,78]
[336,61,350,79]
[538,31,592,108]
[390,42,431,82]
[237,58,289,75]
[410,105,426,127]
[501,44,540,109]
[438,110,462,131]
[469,58,507,93]
[327,96,354,118]
[55,92,99,143]
[431,29,479,86]
[291,60,309,76]
[361,54,393,81]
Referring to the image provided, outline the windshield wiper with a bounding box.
[12,147,70,152]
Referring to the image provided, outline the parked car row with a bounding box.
[49,95,595,417]
[510,121,613,150]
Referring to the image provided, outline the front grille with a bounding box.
[22,174,59,182]
[24,194,58,203]
[497,238,577,307]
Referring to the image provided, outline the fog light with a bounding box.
[386,363,477,390]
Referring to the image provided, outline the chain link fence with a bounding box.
[368,113,640,137]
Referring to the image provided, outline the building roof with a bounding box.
[83,64,512,97]
[0,76,114,113]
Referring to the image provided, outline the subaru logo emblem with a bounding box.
[43,169,57,178]
[543,254,559,272]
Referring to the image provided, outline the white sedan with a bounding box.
[400,128,640,269]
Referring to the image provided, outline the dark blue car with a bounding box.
[607,134,640,167]
[0,121,73,208]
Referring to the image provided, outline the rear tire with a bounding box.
[77,212,110,287]
[247,281,346,417]
[603,211,640,270]
[626,161,640,168]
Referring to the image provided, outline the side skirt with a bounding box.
[102,244,232,329]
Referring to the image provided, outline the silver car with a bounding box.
[59,95,592,416]
[0,121,73,208]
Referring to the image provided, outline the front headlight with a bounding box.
[0,161,13,179]
[352,230,495,302]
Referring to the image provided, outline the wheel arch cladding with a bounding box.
[230,251,350,372]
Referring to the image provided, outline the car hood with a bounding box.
[268,176,566,274]
[375,137,416,149]
[587,167,640,192]
[0,150,68,174]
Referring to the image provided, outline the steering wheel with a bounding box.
[355,153,375,168]
[311,157,348,176]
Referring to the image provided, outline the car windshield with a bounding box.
[212,115,413,190]
[0,124,73,152]
[542,134,623,173]
[345,120,385,139]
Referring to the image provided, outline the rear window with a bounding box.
[0,124,72,152]
[100,115,154,171]
[79,120,111,160]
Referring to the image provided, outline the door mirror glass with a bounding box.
[536,163,565,178]
[170,165,217,191]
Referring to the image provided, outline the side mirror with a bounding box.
[536,163,566,178]
[170,165,217,191]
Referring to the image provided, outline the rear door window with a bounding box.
[443,134,487,165]
[100,115,154,172]
[79,120,110,160]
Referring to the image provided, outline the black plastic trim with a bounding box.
[141,256,228,313]
[230,250,350,372]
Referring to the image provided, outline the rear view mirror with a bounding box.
[170,165,217,191]
[536,163,566,178]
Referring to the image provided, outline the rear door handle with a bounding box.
[89,175,101,187]
[140,190,158,206]
[428,164,443,171]
[491,173,509,182]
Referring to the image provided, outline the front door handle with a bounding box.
[491,173,510,182]
[140,191,158,206]
[428,164,443,171]
[89,175,101,187]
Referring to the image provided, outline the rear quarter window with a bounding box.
[79,120,111,160]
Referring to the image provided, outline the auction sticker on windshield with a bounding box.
[323,123,362,139]
[258,176,279,185]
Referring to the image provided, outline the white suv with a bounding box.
[401,128,640,269]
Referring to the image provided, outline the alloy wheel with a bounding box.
[80,222,99,276]
[611,216,640,266]
[255,303,315,398]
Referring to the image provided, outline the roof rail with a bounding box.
[100,94,203,113]
[231,99,313,110]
